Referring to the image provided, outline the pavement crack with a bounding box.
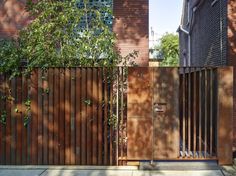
[220,169,227,176]
[39,169,48,176]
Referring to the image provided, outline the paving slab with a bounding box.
[222,166,236,176]
[133,170,224,176]
[0,166,137,170]
[140,161,220,170]
[40,170,224,176]
[0,165,226,176]
[41,170,133,176]
[0,169,225,176]
[0,169,45,176]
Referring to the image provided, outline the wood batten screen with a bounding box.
[0,68,121,165]
[179,67,218,159]
[179,67,233,164]
[0,67,233,166]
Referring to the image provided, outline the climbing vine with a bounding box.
[24,99,31,127]
[0,111,6,125]
[0,0,138,128]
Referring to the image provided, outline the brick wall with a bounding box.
[228,0,236,158]
[113,0,149,66]
[0,0,30,38]
[0,0,149,66]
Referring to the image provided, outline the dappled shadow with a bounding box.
[227,0,236,158]
[113,0,149,66]
[0,68,117,166]
[127,67,179,160]
[113,0,148,45]
[228,0,236,65]
[127,67,153,159]
[218,67,234,164]
[152,68,179,159]
[0,0,30,38]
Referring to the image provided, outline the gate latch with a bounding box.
[153,103,167,113]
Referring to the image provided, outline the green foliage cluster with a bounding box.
[24,99,31,127]
[156,33,179,66]
[0,0,137,76]
[0,0,137,127]
[0,111,7,125]
[0,39,22,76]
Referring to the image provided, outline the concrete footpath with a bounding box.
[0,165,233,176]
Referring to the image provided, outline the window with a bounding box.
[76,0,113,29]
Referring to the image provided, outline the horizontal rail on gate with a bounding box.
[0,67,128,166]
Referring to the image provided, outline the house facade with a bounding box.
[0,0,149,66]
[178,0,236,158]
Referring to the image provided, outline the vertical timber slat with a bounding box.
[11,78,16,164]
[92,68,98,165]
[120,68,124,164]
[182,68,186,158]
[199,70,202,158]
[16,74,22,164]
[0,74,5,164]
[75,68,81,165]
[110,71,113,165]
[104,68,108,165]
[31,70,38,164]
[59,68,65,165]
[188,68,191,157]
[81,68,86,165]
[65,68,71,164]
[116,67,119,165]
[87,68,92,165]
[204,69,208,158]
[43,70,49,164]
[37,69,43,164]
[53,68,59,164]
[70,68,76,164]
[48,68,54,165]
[5,76,11,164]
[193,69,197,157]
[210,69,213,157]
[98,68,103,165]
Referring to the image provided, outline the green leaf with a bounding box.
[84,99,92,106]
[0,111,7,125]
[24,116,30,127]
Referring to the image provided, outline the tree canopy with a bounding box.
[156,33,179,66]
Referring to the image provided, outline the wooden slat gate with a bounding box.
[127,67,233,165]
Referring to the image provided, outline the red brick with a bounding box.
[113,0,149,66]
[0,0,150,66]
[0,0,30,38]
